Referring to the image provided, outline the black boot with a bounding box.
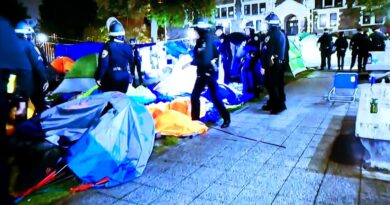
[221,119,230,128]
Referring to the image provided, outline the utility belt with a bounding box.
[111,67,127,72]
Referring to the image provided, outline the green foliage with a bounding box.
[148,0,216,27]
[357,0,390,15]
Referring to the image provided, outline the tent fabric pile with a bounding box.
[147,97,208,137]
[41,92,155,187]
[52,54,98,94]
[50,57,74,74]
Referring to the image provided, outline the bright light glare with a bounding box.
[36,33,48,43]
[187,28,198,40]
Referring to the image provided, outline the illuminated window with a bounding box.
[335,0,342,6]
[256,20,262,31]
[375,15,384,24]
[215,8,220,18]
[319,14,326,27]
[330,13,337,27]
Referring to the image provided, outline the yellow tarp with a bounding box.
[147,97,208,137]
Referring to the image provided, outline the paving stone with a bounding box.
[151,191,194,205]
[189,198,224,205]
[316,175,359,205]
[294,126,318,134]
[326,161,361,178]
[58,191,118,205]
[122,185,165,204]
[278,171,322,202]
[231,187,274,205]
[189,167,224,181]
[197,183,242,204]
[143,174,185,190]
[204,156,239,171]
[360,178,390,199]
[98,182,141,198]
[229,158,264,176]
[215,170,252,189]
[164,162,200,178]
[265,154,299,168]
[171,176,215,198]
[113,200,137,205]
[272,196,314,205]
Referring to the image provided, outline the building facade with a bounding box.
[214,0,386,35]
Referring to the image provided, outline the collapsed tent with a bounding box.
[288,37,306,76]
[51,57,75,74]
[147,97,209,137]
[40,92,155,186]
[53,54,98,94]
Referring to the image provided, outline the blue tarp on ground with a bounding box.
[41,92,155,187]
[55,42,104,61]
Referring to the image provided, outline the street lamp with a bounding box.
[36,33,48,43]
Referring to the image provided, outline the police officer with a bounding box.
[215,25,233,84]
[15,20,48,114]
[261,12,287,114]
[369,26,386,51]
[335,31,348,71]
[190,18,230,128]
[242,21,261,94]
[359,30,370,72]
[350,28,363,70]
[317,28,333,70]
[129,38,143,86]
[95,17,133,93]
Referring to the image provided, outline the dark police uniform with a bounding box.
[191,29,230,127]
[242,32,261,94]
[317,32,333,70]
[369,30,386,51]
[335,34,348,70]
[350,31,363,70]
[17,38,47,114]
[358,31,370,72]
[130,41,143,86]
[95,40,133,93]
[216,33,233,84]
[261,26,286,114]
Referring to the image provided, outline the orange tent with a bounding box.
[51,56,75,74]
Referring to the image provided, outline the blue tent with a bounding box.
[40,92,155,187]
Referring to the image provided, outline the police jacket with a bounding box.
[369,31,386,51]
[261,27,286,69]
[335,36,348,53]
[217,33,232,60]
[133,47,142,64]
[95,40,134,81]
[350,32,363,52]
[244,34,260,58]
[20,39,47,84]
[317,33,333,52]
[192,31,219,76]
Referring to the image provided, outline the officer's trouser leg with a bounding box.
[206,77,230,122]
[350,52,357,69]
[268,66,281,111]
[191,77,206,121]
[279,63,288,104]
[320,51,326,70]
[340,53,345,70]
[222,58,231,84]
[241,59,253,93]
[136,62,143,85]
[358,54,363,73]
[326,53,331,70]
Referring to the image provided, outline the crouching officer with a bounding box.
[15,20,48,114]
[261,12,287,114]
[190,18,230,128]
[95,17,133,93]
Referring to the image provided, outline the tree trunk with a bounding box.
[231,0,242,32]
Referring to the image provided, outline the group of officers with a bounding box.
[189,11,289,130]
[96,12,289,131]
[317,26,387,72]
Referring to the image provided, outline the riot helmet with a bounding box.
[265,12,280,30]
[15,20,34,41]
